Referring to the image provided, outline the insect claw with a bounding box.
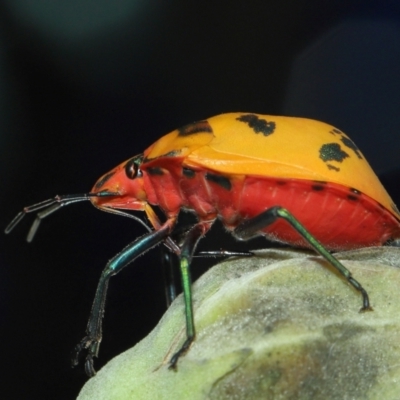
[71,340,85,368]
[360,305,374,313]
[84,355,96,377]
[72,335,100,377]
[168,336,194,371]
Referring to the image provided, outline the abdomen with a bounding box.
[204,174,400,251]
[146,164,400,251]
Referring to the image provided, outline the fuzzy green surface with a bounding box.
[78,247,400,400]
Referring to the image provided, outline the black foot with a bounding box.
[168,336,194,371]
[348,277,373,312]
[71,335,99,377]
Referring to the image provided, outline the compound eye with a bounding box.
[125,157,142,180]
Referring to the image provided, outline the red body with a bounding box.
[136,157,400,251]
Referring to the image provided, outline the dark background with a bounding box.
[1,1,400,399]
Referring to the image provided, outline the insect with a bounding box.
[5,113,400,377]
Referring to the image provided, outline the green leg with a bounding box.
[72,218,176,376]
[169,221,212,370]
[234,206,372,312]
[162,247,252,308]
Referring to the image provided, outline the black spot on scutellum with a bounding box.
[177,120,213,137]
[341,137,363,159]
[319,143,349,171]
[205,173,232,190]
[236,114,276,136]
[330,128,363,159]
[94,171,116,189]
[327,164,340,171]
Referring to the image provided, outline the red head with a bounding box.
[90,155,148,212]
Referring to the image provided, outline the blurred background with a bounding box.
[1,1,400,398]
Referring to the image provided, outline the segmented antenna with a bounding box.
[4,192,152,242]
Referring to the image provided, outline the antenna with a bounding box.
[5,192,152,242]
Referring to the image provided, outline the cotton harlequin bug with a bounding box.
[5,113,400,376]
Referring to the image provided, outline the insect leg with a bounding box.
[72,217,176,377]
[234,206,372,312]
[162,250,178,307]
[195,250,254,257]
[169,221,213,370]
[162,248,253,308]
